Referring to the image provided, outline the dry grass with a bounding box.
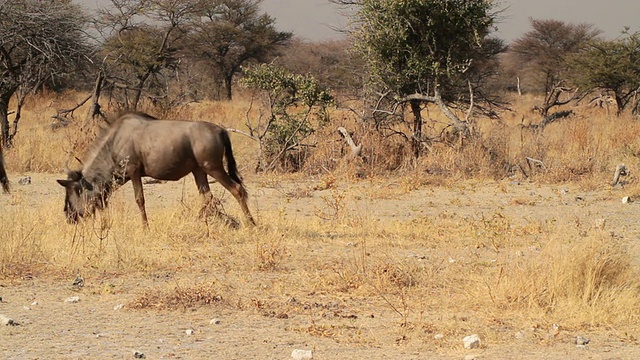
[1,92,640,351]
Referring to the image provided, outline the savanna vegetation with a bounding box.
[1,0,640,357]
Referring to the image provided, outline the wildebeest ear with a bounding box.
[57,179,72,187]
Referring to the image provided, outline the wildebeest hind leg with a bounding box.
[205,168,255,226]
[193,169,220,218]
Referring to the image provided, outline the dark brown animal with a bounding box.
[0,145,9,193]
[57,112,255,227]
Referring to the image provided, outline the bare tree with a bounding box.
[0,0,91,145]
[94,0,199,110]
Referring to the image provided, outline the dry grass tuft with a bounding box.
[488,234,640,328]
[130,282,224,310]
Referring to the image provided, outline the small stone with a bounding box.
[291,349,313,360]
[622,196,632,204]
[0,314,15,326]
[133,351,146,358]
[575,336,590,345]
[209,318,221,325]
[17,176,31,185]
[185,329,195,335]
[113,304,124,311]
[65,296,80,303]
[463,334,481,349]
[434,333,444,340]
[30,301,38,306]
[72,276,85,288]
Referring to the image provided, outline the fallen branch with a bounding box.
[611,164,627,186]
[226,128,259,142]
[526,157,545,168]
[337,126,362,160]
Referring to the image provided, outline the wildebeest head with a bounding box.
[57,170,109,223]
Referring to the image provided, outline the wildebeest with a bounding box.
[0,145,9,193]
[57,112,256,227]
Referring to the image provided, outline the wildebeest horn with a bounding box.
[65,168,83,182]
[80,178,94,191]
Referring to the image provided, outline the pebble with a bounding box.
[65,296,80,303]
[576,336,590,345]
[210,318,221,325]
[291,349,313,360]
[463,334,481,349]
[0,314,15,326]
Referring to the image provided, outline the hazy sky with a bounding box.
[76,0,640,43]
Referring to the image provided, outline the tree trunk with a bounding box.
[86,71,105,122]
[615,94,624,116]
[0,93,12,146]
[410,100,423,158]
[222,73,233,101]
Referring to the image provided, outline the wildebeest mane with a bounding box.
[82,111,158,185]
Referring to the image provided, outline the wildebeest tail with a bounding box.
[221,129,243,185]
[0,148,8,193]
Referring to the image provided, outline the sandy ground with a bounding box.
[1,173,640,359]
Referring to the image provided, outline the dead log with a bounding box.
[611,164,627,186]
[337,127,362,160]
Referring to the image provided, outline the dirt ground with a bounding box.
[1,172,640,359]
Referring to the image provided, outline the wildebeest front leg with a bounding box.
[131,174,148,227]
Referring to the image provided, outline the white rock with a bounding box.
[65,296,80,303]
[30,301,38,306]
[0,314,15,326]
[291,349,313,360]
[185,329,195,335]
[622,196,632,204]
[575,336,590,345]
[434,333,444,340]
[113,304,124,311]
[209,318,221,325]
[463,334,481,349]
